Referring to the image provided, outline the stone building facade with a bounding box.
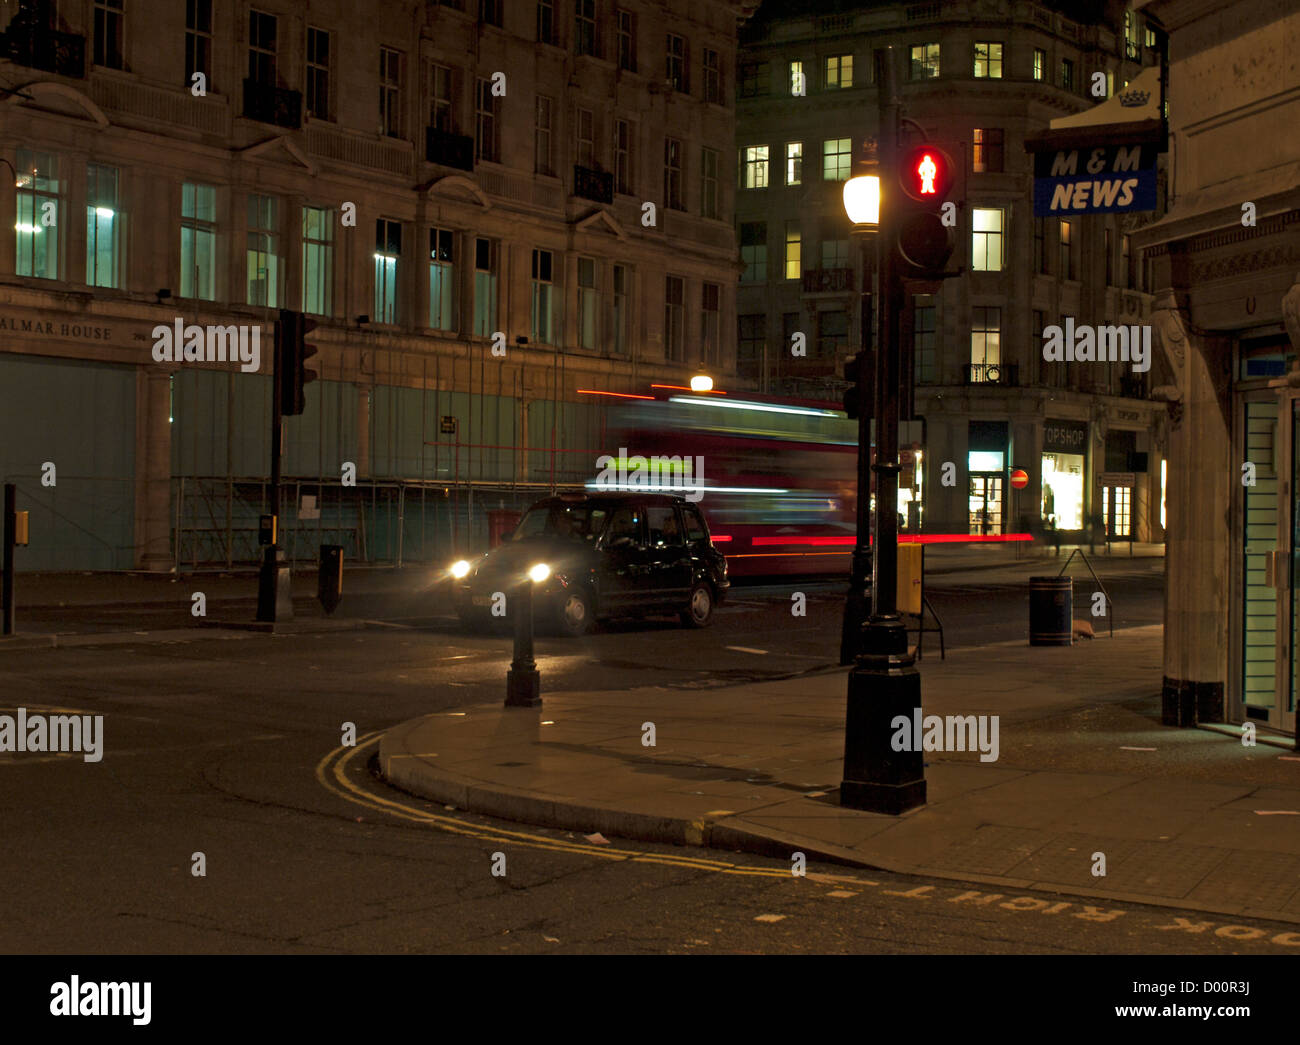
[1134,0,1300,737]
[736,0,1166,542]
[0,0,755,570]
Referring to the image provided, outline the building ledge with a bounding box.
[1134,160,1300,248]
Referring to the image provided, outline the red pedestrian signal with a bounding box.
[899,144,955,202]
[893,143,960,279]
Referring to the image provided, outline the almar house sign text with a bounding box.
[0,315,112,340]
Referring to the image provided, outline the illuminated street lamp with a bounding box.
[690,373,714,393]
[506,562,550,708]
[842,174,881,227]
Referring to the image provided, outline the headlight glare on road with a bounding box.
[450,559,471,579]
[528,563,550,584]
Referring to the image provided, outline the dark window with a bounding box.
[306,27,331,120]
[664,137,683,210]
[430,63,455,132]
[94,0,125,70]
[480,0,502,27]
[615,119,633,194]
[700,147,718,219]
[379,47,403,138]
[536,0,555,45]
[703,49,721,103]
[476,78,499,162]
[739,62,766,98]
[248,10,277,86]
[665,275,685,361]
[1034,218,1046,274]
[617,10,636,71]
[666,33,687,92]
[817,309,849,357]
[913,295,936,383]
[702,282,720,364]
[575,0,597,57]
[972,128,1004,173]
[738,313,766,372]
[186,0,212,88]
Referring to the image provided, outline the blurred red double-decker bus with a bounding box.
[586,386,859,577]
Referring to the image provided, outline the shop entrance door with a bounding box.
[1102,485,1132,539]
[969,475,1003,535]
[1238,394,1295,735]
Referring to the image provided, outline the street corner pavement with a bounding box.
[378,623,1300,926]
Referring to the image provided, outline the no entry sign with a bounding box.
[1010,469,1029,489]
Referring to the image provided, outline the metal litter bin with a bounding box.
[1029,576,1072,646]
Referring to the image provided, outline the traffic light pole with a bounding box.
[840,46,926,814]
[257,317,292,623]
[839,244,875,666]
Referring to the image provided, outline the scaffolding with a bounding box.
[168,337,616,568]
[171,475,592,570]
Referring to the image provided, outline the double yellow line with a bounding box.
[315,733,794,878]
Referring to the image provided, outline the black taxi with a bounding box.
[450,493,729,636]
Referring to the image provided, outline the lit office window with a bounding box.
[971,208,1004,271]
[973,42,1002,78]
[180,182,216,300]
[246,194,280,307]
[374,218,401,323]
[301,205,334,316]
[85,163,120,289]
[742,145,769,189]
[473,237,497,336]
[822,137,851,181]
[429,227,455,331]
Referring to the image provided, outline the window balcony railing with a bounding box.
[573,164,613,204]
[242,79,302,130]
[802,267,855,293]
[426,127,474,171]
[965,362,1019,386]
[2,26,85,78]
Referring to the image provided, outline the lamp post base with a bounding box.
[840,614,926,814]
[840,778,926,815]
[505,667,541,708]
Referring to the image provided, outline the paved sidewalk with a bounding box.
[380,623,1300,926]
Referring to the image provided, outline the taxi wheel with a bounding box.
[557,590,593,636]
[680,582,714,628]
